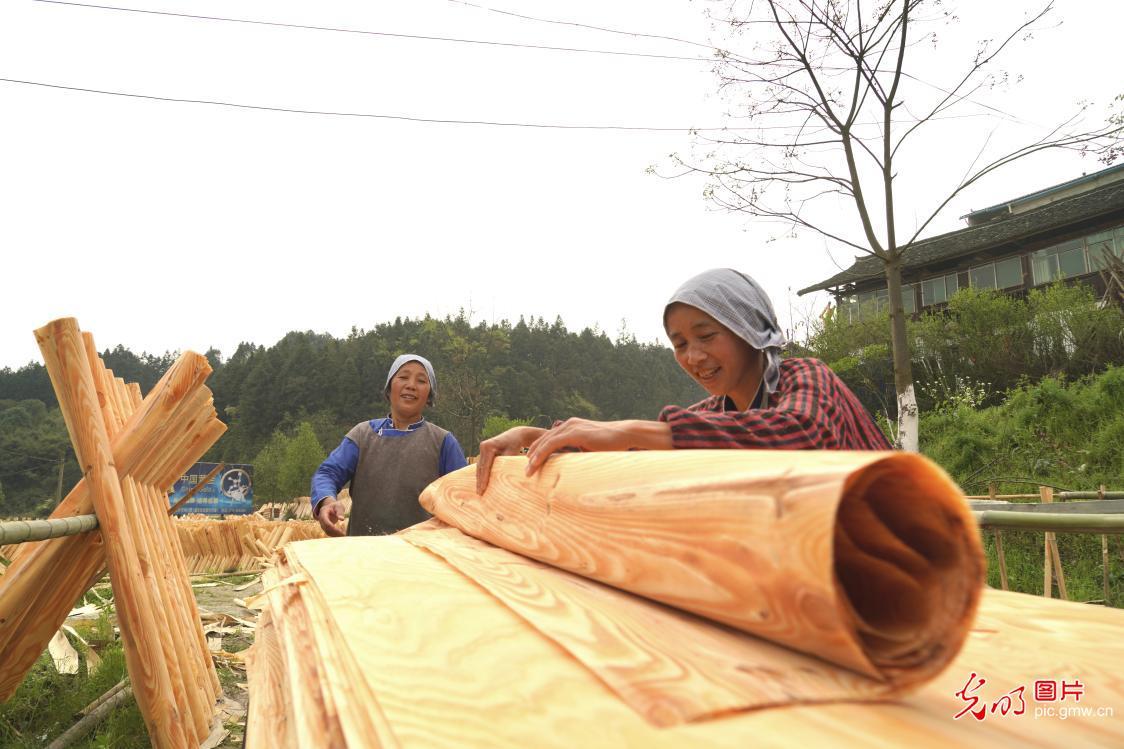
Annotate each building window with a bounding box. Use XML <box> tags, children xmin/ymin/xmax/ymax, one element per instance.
<box><xmin>970</xmin><ymin>263</ymin><xmax>996</xmax><ymax>289</ymax></box>
<box><xmin>921</xmin><ymin>273</ymin><xmax>958</xmax><ymax>306</ymax></box>
<box><xmin>1087</xmin><ymin>230</ymin><xmax>1120</xmax><ymax>271</ymax></box>
<box><xmin>995</xmin><ymin>256</ymin><xmax>1023</xmax><ymax>288</ymax></box>
<box><xmin>841</xmin><ymin>284</ymin><xmax>915</xmax><ymax>321</ymax></box>
<box><xmin>901</xmin><ymin>283</ymin><xmax>916</xmax><ymax>314</ymax></box>
<box><xmin>1031</xmin><ymin>239</ymin><xmax>1087</xmax><ymax>284</ymax></box>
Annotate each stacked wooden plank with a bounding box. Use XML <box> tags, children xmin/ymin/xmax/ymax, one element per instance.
<box><xmin>174</xmin><ymin>516</ymin><xmax>326</xmax><ymax>573</ymax></box>
<box><xmin>0</xmin><ymin>319</ymin><xmax>225</xmax><ymax>748</ymax></box>
<box><xmin>246</xmin><ymin>452</ymin><xmax>1124</xmax><ymax>746</ymax></box>
<box><xmin>257</xmin><ymin>491</ymin><xmax>351</xmax><ymax>521</ymax></box>
<box><xmin>245</xmin><ymin>545</ymin><xmax>398</xmax><ymax>748</ymax></box>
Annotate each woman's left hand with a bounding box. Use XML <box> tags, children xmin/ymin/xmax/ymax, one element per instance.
<box><xmin>524</xmin><ymin>419</ymin><xmax>672</xmax><ymax>476</ymax></box>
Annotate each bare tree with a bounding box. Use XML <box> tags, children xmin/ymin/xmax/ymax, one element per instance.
<box><xmin>671</xmin><ymin>0</ymin><xmax>1122</xmax><ymax>451</ymax></box>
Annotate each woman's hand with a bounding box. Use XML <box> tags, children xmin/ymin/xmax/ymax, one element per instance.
<box><xmin>476</xmin><ymin>425</ymin><xmax>548</xmax><ymax>494</ymax></box>
<box><xmin>316</xmin><ymin>498</ymin><xmax>346</xmax><ymax>537</ymax></box>
<box><xmin>524</xmin><ymin>419</ymin><xmax>673</xmax><ymax>477</ymax></box>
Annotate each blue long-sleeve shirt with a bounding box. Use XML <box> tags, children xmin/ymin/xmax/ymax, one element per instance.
<box><xmin>311</xmin><ymin>417</ymin><xmax>468</xmax><ymax>516</ymax></box>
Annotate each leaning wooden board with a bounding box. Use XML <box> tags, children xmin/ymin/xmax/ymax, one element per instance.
<box><xmin>248</xmin><ymin>536</ymin><xmax>1124</xmax><ymax>748</ymax></box>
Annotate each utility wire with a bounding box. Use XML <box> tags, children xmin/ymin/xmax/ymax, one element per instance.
<box><xmin>451</xmin><ymin>0</ymin><xmax>1046</xmax><ymax>130</ymax></box>
<box><xmin>33</xmin><ymin>0</ymin><xmax>1046</xmax><ymax>131</ymax></box>
<box><xmin>0</xmin><ymin>76</ymin><xmax>1005</xmax><ymax>132</ymax></box>
<box><xmin>32</xmin><ymin>0</ymin><xmax>718</xmax><ymax>63</ymax></box>
<box><xmin>446</xmin><ymin>0</ymin><xmax>733</xmax><ymax>58</ymax></box>
<box><xmin>0</xmin><ymin>77</ymin><xmax>729</xmax><ymax>131</ymax></box>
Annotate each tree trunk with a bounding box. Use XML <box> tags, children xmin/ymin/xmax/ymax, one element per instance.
<box><xmin>884</xmin><ymin>255</ymin><xmax>918</xmax><ymax>452</ymax></box>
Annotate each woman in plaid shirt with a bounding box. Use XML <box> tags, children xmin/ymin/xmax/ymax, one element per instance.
<box><xmin>476</xmin><ymin>268</ymin><xmax>890</xmax><ymax>493</ymax></box>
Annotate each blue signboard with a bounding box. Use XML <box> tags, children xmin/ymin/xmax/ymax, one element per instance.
<box><xmin>168</xmin><ymin>462</ymin><xmax>254</xmax><ymax>516</ymax></box>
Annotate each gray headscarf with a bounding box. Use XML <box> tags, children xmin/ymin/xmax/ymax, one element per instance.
<box><xmin>664</xmin><ymin>268</ymin><xmax>787</xmax><ymax>396</ymax></box>
<box><xmin>384</xmin><ymin>354</ymin><xmax>437</xmax><ymax>406</ymax></box>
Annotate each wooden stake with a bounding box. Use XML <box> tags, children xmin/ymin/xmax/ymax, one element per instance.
<box><xmin>168</xmin><ymin>463</ymin><xmax>225</xmax><ymax>516</ymax></box>
<box><xmin>110</xmin><ymin>368</ymin><xmax>220</xmax><ymax>713</ymax></box>
<box><xmin>35</xmin><ymin>318</ymin><xmax>187</xmax><ymax>747</ymax></box>
<box><xmin>1038</xmin><ymin>486</ymin><xmax>1068</xmax><ymax>599</ymax></box>
<box><xmin>1041</xmin><ymin>486</ymin><xmax>1053</xmax><ymax>598</ymax></box>
<box><xmin>0</xmin><ymin>341</ymin><xmax>225</xmax><ymax>705</ymax></box>
<box><xmin>1105</xmin><ymin>535</ymin><xmax>1111</xmax><ymax>604</ymax></box>
<box><xmin>1050</xmin><ymin>535</ymin><xmax>1068</xmax><ymax>601</ymax></box>
<box><xmin>993</xmin><ymin>529</ymin><xmax>1009</xmax><ymax>591</ymax></box>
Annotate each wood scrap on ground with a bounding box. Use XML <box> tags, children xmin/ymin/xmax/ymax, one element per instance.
<box><xmin>47</xmin><ymin>629</ymin><xmax>79</xmax><ymax>675</ymax></box>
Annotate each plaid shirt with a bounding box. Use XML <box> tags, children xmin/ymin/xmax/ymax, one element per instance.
<box><xmin>658</xmin><ymin>357</ymin><xmax>892</xmax><ymax>451</ymax></box>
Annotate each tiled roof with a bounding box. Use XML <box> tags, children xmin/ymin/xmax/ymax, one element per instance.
<box><xmin>797</xmin><ymin>179</ymin><xmax>1124</xmax><ymax>295</ymax></box>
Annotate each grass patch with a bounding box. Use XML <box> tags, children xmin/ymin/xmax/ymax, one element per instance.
<box><xmin>982</xmin><ymin>530</ymin><xmax>1124</xmax><ymax>605</ymax></box>
<box><xmin>0</xmin><ymin>644</ymin><xmax>148</xmax><ymax>748</ymax></box>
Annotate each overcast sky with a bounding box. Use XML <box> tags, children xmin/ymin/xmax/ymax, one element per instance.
<box><xmin>0</xmin><ymin>0</ymin><xmax>1119</xmax><ymax>370</ymax></box>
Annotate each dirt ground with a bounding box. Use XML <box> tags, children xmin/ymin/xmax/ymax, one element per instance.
<box><xmin>191</xmin><ymin>573</ymin><xmax>263</xmax><ymax>748</ymax></box>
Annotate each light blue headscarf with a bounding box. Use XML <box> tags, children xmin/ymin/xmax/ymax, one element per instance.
<box><xmin>664</xmin><ymin>269</ymin><xmax>788</xmax><ymax>396</ymax></box>
<box><xmin>384</xmin><ymin>354</ymin><xmax>437</xmax><ymax>406</ymax></box>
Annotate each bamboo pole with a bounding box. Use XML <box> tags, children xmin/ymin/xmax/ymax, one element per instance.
<box><xmin>34</xmin><ymin>318</ymin><xmax>187</xmax><ymax>747</ymax></box>
<box><xmin>78</xmin><ymin>679</ymin><xmax>127</xmax><ymax>716</ymax></box>
<box><xmin>972</xmin><ymin>512</ymin><xmax>1124</xmax><ymax>532</ymax></box>
<box><xmin>46</xmin><ymin>685</ymin><xmax>134</xmax><ymax>749</ymax></box>
<box><xmin>965</xmin><ymin>491</ymin><xmax>1124</xmax><ymax>500</ymax></box>
<box><xmin>0</xmin><ymin>516</ymin><xmax>98</xmax><ymax>545</ymax></box>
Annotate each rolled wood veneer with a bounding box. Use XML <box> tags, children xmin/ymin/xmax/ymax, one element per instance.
<box><xmin>420</xmin><ymin>450</ymin><xmax>984</xmax><ymax>689</ymax></box>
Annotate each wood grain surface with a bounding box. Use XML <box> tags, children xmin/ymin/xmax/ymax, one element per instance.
<box><xmin>402</xmin><ymin>523</ymin><xmax>892</xmax><ymax>727</ymax></box>
<box><xmin>249</xmin><ymin>535</ymin><xmax>1124</xmax><ymax>748</ymax></box>
<box><xmin>0</xmin><ymin>319</ymin><xmax>225</xmax><ymax>747</ymax></box>
<box><xmin>0</xmin><ymin>344</ymin><xmax>225</xmax><ymax>701</ymax></box>
<box><xmin>420</xmin><ymin>451</ymin><xmax>983</xmax><ymax>687</ymax></box>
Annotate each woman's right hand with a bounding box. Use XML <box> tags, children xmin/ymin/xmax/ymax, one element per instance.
<box><xmin>476</xmin><ymin>426</ymin><xmax>547</xmax><ymax>494</ymax></box>
<box><xmin>316</xmin><ymin>498</ymin><xmax>346</xmax><ymax>537</ymax></box>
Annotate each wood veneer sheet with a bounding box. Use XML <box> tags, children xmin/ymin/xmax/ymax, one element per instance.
<box><xmin>402</xmin><ymin>523</ymin><xmax>892</xmax><ymax>726</ymax></box>
<box><xmin>249</xmin><ymin>538</ymin><xmax>1124</xmax><ymax>748</ymax></box>
<box><xmin>421</xmin><ymin>451</ymin><xmax>985</xmax><ymax>694</ymax></box>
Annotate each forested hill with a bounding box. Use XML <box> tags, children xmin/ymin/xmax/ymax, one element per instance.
<box><xmin>0</xmin><ymin>314</ymin><xmax>703</xmax><ymax>516</ymax></box>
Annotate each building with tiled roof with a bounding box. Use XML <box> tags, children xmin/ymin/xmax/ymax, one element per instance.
<box><xmin>798</xmin><ymin>163</ymin><xmax>1124</xmax><ymax>319</ymax></box>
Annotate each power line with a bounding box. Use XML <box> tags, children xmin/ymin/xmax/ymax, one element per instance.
<box><xmin>451</xmin><ymin>1</ymin><xmax>1050</xmax><ymax>131</ymax></box>
<box><xmin>32</xmin><ymin>0</ymin><xmax>717</xmax><ymax>64</ymax></box>
<box><xmin>447</xmin><ymin>0</ymin><xmax>734</xmax><ymax>58</ymax></box>
<box><xmin>0</xmin><ymin>77</ymin><xmax>730</xmax><ymax>131</ymax></box>
<box><xmin>0</xmin><ymin>76</ymin><xmax>1007</xmax><ymax>134</ymax></box>
<box><xmin>29</xmin><ymin>1</ymin><xmax>1048</xmax><ymax>133</ymax></box>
